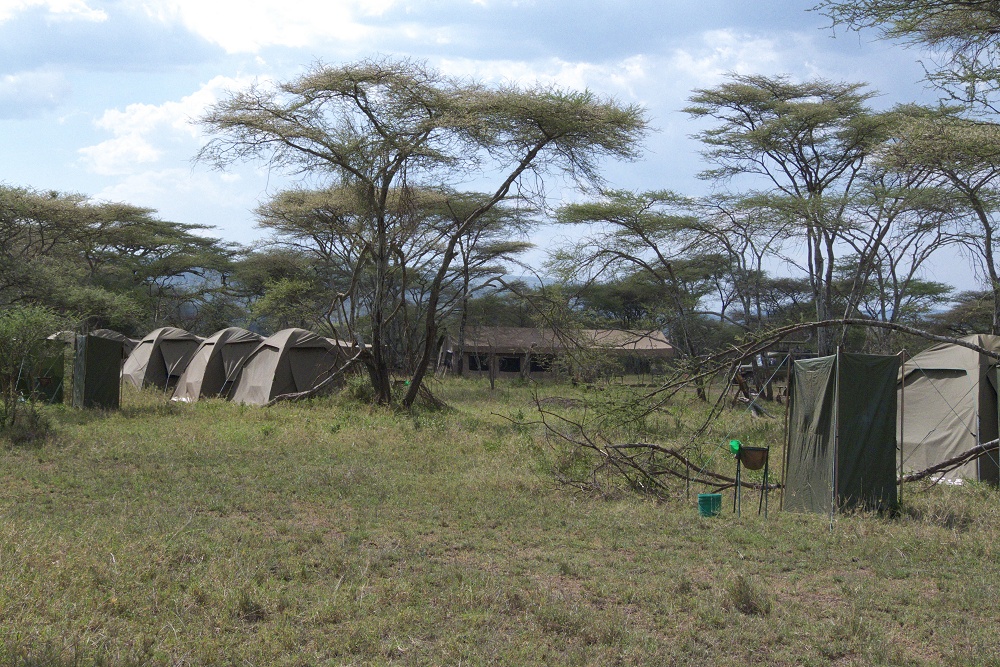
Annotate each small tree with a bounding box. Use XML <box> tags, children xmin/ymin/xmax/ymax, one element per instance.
<box><xmin>685</xmin><ymin>75</ymin><xmax>892</xmax><ymax>355</ymax></box>
<box><xmin>0</xmin><ymin>305</ymin><xmax>66</xmax><ymax>432</ymax></box>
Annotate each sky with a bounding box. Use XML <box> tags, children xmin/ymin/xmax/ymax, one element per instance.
<box><xmin>0</xmin><ymin>0</ymin><xmax>977</xmax><ymax>289</ymax></box>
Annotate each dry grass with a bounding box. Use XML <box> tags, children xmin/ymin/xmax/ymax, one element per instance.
<box><xmin>0</xmin><ymin>378</ymin><xmax>996</xmax><ymax>665</ymax></box>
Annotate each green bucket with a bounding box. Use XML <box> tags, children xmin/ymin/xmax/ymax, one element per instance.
<box><xmin>698</xmin><ymin>493</ymin><xmax>722</xmax><ymax>517</ymax></box>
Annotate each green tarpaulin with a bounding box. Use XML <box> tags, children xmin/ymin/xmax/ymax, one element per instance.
<box><xmin>784</xmin><ymin>352</ymin><xmax>899</xmax><ymax>514</ymax></box>
<box><xmin>73</xmin><ymin>334</ymin><xmax>123</xmax><ymax>410</ymax></box>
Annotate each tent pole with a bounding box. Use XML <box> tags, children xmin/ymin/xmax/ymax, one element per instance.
<box><xmin>831</xmin><ymin>347</ymin><xmax>841</xmax><ymax>532</ymax></box>
<box><xmin>780</xmin><ymin>352</ymin><xmax>793</xmax><ymax>511</ymax></box>
<box><xmin>736</xmin><ymin>457</ymin><xmax>742</xmax><ymax>518</ymax></box>
<box><xmin>759</xmin><ymin>449</ymin><xmax>769</xmax><ymax>517</ymax></box>
<box><xmin>899</xmin><ymin>350</ymin><xmax>906</xmax><ymax>510</ymax></box>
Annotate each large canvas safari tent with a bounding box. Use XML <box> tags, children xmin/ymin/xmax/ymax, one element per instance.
<box><xmin>121</xmin><ymin>327</ymin><xmax>203</xmax><ymax>390</ymax></box>
<box><xmin>784</xmin><ymin>352</ymin><xmax>900</xmax><ymax>514</ymax></box>
<box><xmin>172</xmin><ymin>327</ymin><xmax>263</xmax><ymax>402</ymax></box>
<box><xmin>899</xmin><ymin>334</ymin><xmax>1000</xmax><ymax>484</ymax></box>
<box><xmin>227</xmin><ymin>328</ymin><xmax>349</xmax><ymax>405</ymax></box>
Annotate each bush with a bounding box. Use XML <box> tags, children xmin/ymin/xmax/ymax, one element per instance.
<box><xmin>3</xmin><ymin>407</ymin><xmax>53</xmax><ymax>446</ymax></box>
<box><xmin>0</xmin><ymin>305</ymin><xmax>68</xmax><ymax>428</ymax></box>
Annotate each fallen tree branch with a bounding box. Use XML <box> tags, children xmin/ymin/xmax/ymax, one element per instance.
<box><xmin>608</xmin><ymin>442</ymin><xmax>781</xmax><ymax>491</ymax></box>
<box><xmin>529</xmin><ymin>387</ymin><xmax>777</xmax><ymax>499</ymax></box>
<box><xmin>901</xmin><ymin>438</ymin><xmax>1000</xmax><ymax>483</ymax></box>
<box><xmin>416</xmin><ymin>382</ymin><xmax>448</xmax><ymax>410</ymax></box>
<box><xmin>266</xmin><ymin>349</ymin><xmax>368</xmax><ymax>406</ymax></box>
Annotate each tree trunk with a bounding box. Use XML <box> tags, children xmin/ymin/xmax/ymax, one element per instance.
<box><xmin>371</xmin><ymin>211</ymin><xmax>393</xmax><ymax>405</ymax></box>
<box><xmin>456</xmin><ymin>263</ymin><xmax>470</xmax><ymax>377</ymax></box>
<box><xmin>403</xmin><ymin>238</ymin><xmax>460</xmax><ymax>408</ymax></box>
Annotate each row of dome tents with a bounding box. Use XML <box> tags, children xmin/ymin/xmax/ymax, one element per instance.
<box><xmin>46</xmin><ymin>326</ymin><xmax>353</xmax><ymax>406</ymax></box>
<box><xmin>124</xmin><ymin>326</ymin><xmax>352</xmax><ymax>405</ymax></box>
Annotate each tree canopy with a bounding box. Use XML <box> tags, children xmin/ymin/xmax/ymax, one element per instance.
<box><xmin>0</xmin><ymin>185</ymin><xmax>233</xmax><ymax>334</ymax></box>
<box><xmin>817</xmin><ymin>0</ymin><xmax>1000</xmax><ymax>111</ymax></box>
<box><xmin>199</xmin><ymin>57</ymin><xmax>648</xmax><ymax>404</ymax></box>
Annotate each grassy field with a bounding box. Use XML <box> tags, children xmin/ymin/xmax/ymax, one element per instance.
<box><xmin>1</xmin><ymin>378</ymin><xmax>998</xmax><ymax>666</ymax></box>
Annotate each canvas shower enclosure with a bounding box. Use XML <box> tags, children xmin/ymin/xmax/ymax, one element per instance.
<box><xmin>73</xmin><ymin>334</ymin><xmax>123</xmax><ymax>410</ymax></box>
<box><xmin>784</xmin><ymin>352</ymin><xmax>900</xmax><ymax>514</ymax></box>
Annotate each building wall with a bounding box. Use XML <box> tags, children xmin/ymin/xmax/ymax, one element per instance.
<box><xmin>462</xmin><ymin>352</ymin><xmax>556</xmax><ymax>378</ymax></box>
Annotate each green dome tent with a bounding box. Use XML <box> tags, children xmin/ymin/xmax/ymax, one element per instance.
<box><xmin>122</xmin><ymin>327</ymin><xmax>203</xmax><ymax>390</ymax></box>
<box><xmin>172</xmin><ymin>327</ymin><xmax>263</xmax><ymax>403</ymax></box>
<box><xmin>227</xmin><ymin>328</ymin><xmax>349</xmax><ymax>406</ymax></box>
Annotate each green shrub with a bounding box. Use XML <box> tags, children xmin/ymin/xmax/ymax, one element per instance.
<box><xmin>0</xmin><ymin>305</ymin><xmax>67</xmax><ymax>429</ymax></box>
<box><xmin>4</xmin><ymin>406</ymin><xmax>53</xmax><ymax>446</ymax></box>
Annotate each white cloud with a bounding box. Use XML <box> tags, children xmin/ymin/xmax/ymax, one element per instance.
<box><xmin>0</xmin><ymin>0</ymin><xmax>106</xmax><ymax>22</ymax></box>
<box><xmin>92</xmin><ymin>167</ymin><xmax>273</xmax><ymax>241</ymax></box>
<box><xmin>79</xmin><ymin>74</ymin><xmax>256</xmax><ymax>176</ymax></box>
<box><xmin>131</xmin><ymin>0</ymin><xmax>399</xmax><ymax>52</ymax></box>
<box><xmin>434</xmin><ymin>30</ymin><xmax>820</xmax><ymax>109</ymax></box>
<box><xmin>667</xmin><ymin>29</ymin><xmax>786</xmax><ymax>88</ymax></box>
<box><xmin>437</xmin><ymin>55</ymin><xmax>650</xmax><ymax>98</ymax></box>
<box><xmin>0</xmin><ymin>69</ymin><xmax>70</xmax><ymax>118</ymax></box>
<box><xmin>94</xmin><ymin>167</ymin><xmax>229</xmax><ymax>203</ymax></box>
<box><xmin>78</xmin><ymin>135</ymin><xmax>161</xmax><ymax>176</ymax></box>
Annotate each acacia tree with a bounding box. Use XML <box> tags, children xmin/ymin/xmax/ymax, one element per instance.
<box><xmin>0</xmin><ymin>185</ymin><xmax>231</xmax><ymax>333</ymax></box>
<box><xmin>818</xmin><ymin>0</ymin><xmax>1000</xmax><ymax>112</ymax></box>
<box><xmin>684</xmin><ymin>75</ymin><xmax>896</xmax><ymax>354</ymax></box>
<box><xmin>254</xmin><ymin>186</ymin><xmax>531</xmax><ymax>375</ymax></box>
<box><xmin>198</xmin><ymin>58</ymin><xmax>647</xmax><ymax>405</ymax></box>
<box><xmin>830</xmin><ymin>159</ymin><xmax>959</xmax><ymax>351</ymax></box>
<box><xmin>254</xmin><ymin>186</ymin><xmax>439</xmax><ymax>345</ymax></box>
<box><xmin>876</xmin><ymin>107</ymin><xmax>1000</xmax><ymax>332</ymax></box>
<box><xmin>688</xmin><ymin>195</ymin><xmax>790</xmax><ymax>330</ymax></box>
<box><xmin>553</xmin><ymin>190</ymin><xmax>711</xmax><ymax>358</ymax></box>
<box><xmin>446</xmin><ymin>193</ymin><xmax>534</xmax><ymax>376</ymax></box>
